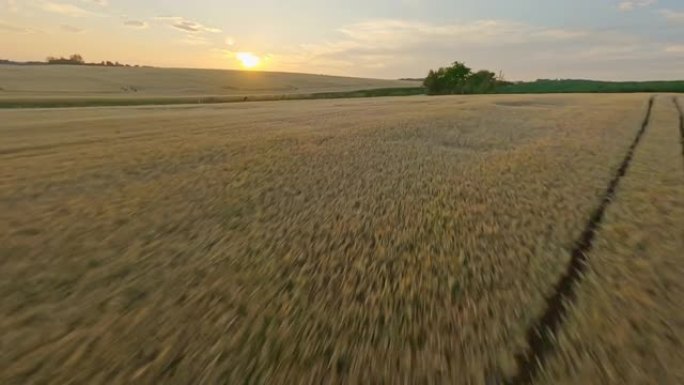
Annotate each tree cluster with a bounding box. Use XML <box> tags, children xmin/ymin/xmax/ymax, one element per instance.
<box><xmin>45</xmin><ymin>54</ymin><xmax>141</xmax><ymax>67</ymax></box>
<box><xmin>424</xmin><ymin>61</ymin><xmax>508</xmax><ymax>95</ymax></box>
<box><xmin>46</xmin><ymin>54</ymin><xmax>84</xmax><ymax>65</ymax></box>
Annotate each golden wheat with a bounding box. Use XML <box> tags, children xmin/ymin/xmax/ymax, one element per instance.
<box><xmin>0</xmin><ymin>94</ymin><xmax>668</xmax><ymax>385</ymax></box>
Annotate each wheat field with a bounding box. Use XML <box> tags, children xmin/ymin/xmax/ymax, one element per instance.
<box><xmin>1</xmin><ymin>93</ymin><xmax>682</xmax><ymax>385</ymax></box>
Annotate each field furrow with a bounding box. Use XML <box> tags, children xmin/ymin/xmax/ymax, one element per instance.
<box><xmin>676</xmin><ymin>97</ymin><xmax>684</xmax><ymax>160</ymax></box>
<box><xmin>535</xmin><ymin>96</ymin><xmax>684</xmax><ymax>385</ymax></box>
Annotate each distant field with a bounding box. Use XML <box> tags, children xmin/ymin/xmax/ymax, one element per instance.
<box><xmin>1</xmin><ymin>94</ymin><xmax>682</xmax><ymax>385</ymax></box>
<box><xmin>3</xmin><ymin>66</ymin><xmax>682</xmax><ymax>109</ymax></box>
<box><xmin>0</xmin><ymin>65</ymin><xmax>421</xmax><ymax>107</ymax></box>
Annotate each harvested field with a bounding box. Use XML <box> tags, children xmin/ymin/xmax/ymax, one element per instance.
<box><xmin>1</xmin><ymin>94</ymin><xmax>682</xmax><ymax>384</ymax></box>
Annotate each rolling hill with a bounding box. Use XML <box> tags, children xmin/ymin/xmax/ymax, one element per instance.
<box><xmin>0</xmin><ymin>65</ymin><xmax>421</xmax><ymax>107</ymax></box>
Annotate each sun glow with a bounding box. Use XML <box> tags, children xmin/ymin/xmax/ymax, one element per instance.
<box><xmin>237</xmin><ymin>52</ymin><xmax>261</xmax><ymax>69</ymax></box>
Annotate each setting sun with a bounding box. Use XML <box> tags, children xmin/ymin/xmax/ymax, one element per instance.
<box><xmin>236</xmin><ymin>52</ymin><xmax>261</xmax><ymax>69</ymax></box>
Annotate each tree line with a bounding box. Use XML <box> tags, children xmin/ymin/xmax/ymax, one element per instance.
<box><xmin>45</xmin><ymin>54</ymin><xmax>142</xmax><ymax>67</ymax></box>
<box><xmin>423</xmin><ymin>61</ymin><xmax>510</xmax><ymax>95</ymax></box>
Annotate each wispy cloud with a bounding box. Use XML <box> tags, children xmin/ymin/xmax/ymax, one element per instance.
<box><xmin>260</xmin><ymin>17</ymin><xmax>673</xmax><ymax>80</ymax></box>
<box><xmin>0</xmin><ymin>20</ymin><xmax>38</xmax><ymax>33</ymax></box>
<box><xmin>664</xmin><ymin>45</ymin><xmax>684</xmax><ymax>54</ymax></box>
<box><xmin>123</xmin><ymin>20</ymin><xmax>149</xmax><ymax>29</ymax></box>
<box><xmin>335</xmin><ymin>19</ymin><xmax>588</xmax><ymax>48</ymax></box>
<box><xmin>38</xmin><ymin>1</ymin><xmax>94</xmax><ymax>17</ymax></box>
<box><xmin>618</xmin><ymin>0</ymin><xmax>657</xmax><ymax>12</ymax></box>
<box><xmin>156</xmin><ymin>16</ymin><xmax>221</xmax><ymax>34</ymax></box>
<box><xmin>571</xmin><ymin>44</ymin><xmax>643</xmax><ymax>60</ymax></box>
<box><xmin>659</xmin><ymin>9</ymin><xmax>684</xmax><ymax>23</ymax></box>
<box><xmin>79</xmin><ymin>0</ymin><xmax>107</xmax><ymax>6</ymax></box>
<box><xmin>178</xmin><ymin>35</ymin><xmax>212</xmax><ymax>46</ymax></box>
<box><xmin>4</xmin><ymin>0</ymin><xmax>19</xmax><ymax>12</ymax></box>
<box><xmin>60</xmin><ymin>24</ymin><xmax>84</xmax><ymax>33</ymax></box>
<box><xmin>272</xmin><ymin>19</ymin><xmax>591</xmax><ymax>72</ymax></box>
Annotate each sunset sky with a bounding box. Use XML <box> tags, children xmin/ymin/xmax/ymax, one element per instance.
<box><xmin>1</xmin><ymin>0</ymin><xmax>682</xmax><ymax>80</ymax></box>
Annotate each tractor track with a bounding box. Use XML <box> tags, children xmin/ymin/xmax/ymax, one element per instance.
<box><xmin>675</xmin><ymin>97</ymin><xmax>684</xmax><ymax>160</ymax></box>
<box><xmin>503</xmin><ymin>96</ymin><xmax>655</xmax><ymax>385</ymax></box>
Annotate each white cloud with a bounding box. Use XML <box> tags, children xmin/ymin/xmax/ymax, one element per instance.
<box><xmin>4</xmin><ymin>0</ymin><xmax>19</xmax><ymax>12</ymax></box>
<box><xmin>80</xmin><ymin>0</ymin><xmax>107</xmax><ymax>6</ymax></box>
<box><xmin>659</xmin><ymin>9</ymin><xmax>684</xmax><ymax>23</ymax></box>
<box><xmin>618</xmin><ymin>0</ymin><xmax>657</xmax><ymax>12</ymax></box>
<box><xmin>0</xmin><ymin>20</ymin><xmax>37</xmax><ymax>33</ymax></box>
<box><xmin>179</xmin><ymin>35</ymin><xmax>212</xmax><ymax>46</ymax></box>
<box><xmin>259</xmin><ymin>17</ymin><xmax>679</xmax><ymax>80</ymax></box>
<box><xmin>156</xmin><ymin>16</ymin><xmax>221</xmax><ymax>34</ymax></box>
<box><xmin>123</xmin><ymin>20</ymin><xmax>149</xmax><ymax>29</ymax></box>
<box><xmin>664</xmin><ymin>45</ymin><xmax>684</xmax><ymax>54</ymax></box>
<box><xmin>571</xmin><ymin>44</ymin><xmax>643</xmax><ymax>60</ymax></box>
<box><xmin>38</xmin><ymin>1</ymin><xmax>94</xmax><ymax>17</ymax></box>
<box><xmin>270</xmin><ymin>19</ymin><xmax>591</xmax><ymax>75</ymax></box>
<box><xmin>60</xmin><ymin>24</ymin><xmax>84</xmax><ymax>33</ymax></box>
<box><xmin>335</xmin><ymin>19</ymin><xmax>587</xmax><ymax>47</ymax></box>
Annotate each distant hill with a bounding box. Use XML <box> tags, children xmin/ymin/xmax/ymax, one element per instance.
<box><xmin>0</xmin><ymin>65</ymin><xmax>420</xmax><ymax>100</ymax></box>
<box><xmin>498</xmin><ymin>79</ymin><xmax>684</xmax><ymax>94</ymax></box>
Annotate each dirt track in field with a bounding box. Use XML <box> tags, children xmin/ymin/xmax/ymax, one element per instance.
<box><xmin>1</xmin><ymin>94</ymin><xmax>682</xmax><ymax>385</ymax></box>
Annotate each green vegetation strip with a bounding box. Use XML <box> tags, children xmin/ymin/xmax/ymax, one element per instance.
<box><xmin>0</xmin><ymin>87</ymin><xmax>425</xmax><ymax>109</ymax></box>
<box><xmin>498</xmin><ymin>80</ymin><xmax>684</xmax><ymax>94</ymax></box>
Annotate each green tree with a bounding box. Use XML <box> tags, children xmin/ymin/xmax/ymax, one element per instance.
<box><xmin>424</xmin><ymin>61</ymin><xmax>472</xmax><ymax>95</ymax></box>
<box><xmin>69</xmin><ymin>54</ymin><xmax>84</xmax><ymax>64</ymax></box>
<box><xmin>424</xmin><ymin>62</ymin><xmax>505</xmax><ymax>95</ymax></box>
<box><xmin>464</xmin><ymin>70</ymin><xmax>497</xmax><ymax>94</ymax></box>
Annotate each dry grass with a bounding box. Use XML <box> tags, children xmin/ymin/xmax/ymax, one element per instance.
<box><xmin>536</xmin><ymin>96</ymin><xmax>684</xmax><ymax>385</ymax></box>
<box><xmin>0</xmin><ymin>94</ymin><xmax>672</xmax><ymax>384</ymax></box>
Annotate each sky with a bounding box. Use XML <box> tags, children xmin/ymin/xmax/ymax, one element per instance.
<box><xmin>1</xmin><ymin>0</ymin><xmax>683</xmax><ymax>80</ymax></box>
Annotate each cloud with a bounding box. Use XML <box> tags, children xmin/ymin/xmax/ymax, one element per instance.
<box><xmin>618</xmin><ymin>0</ymin><xmax>657</xmax><ymax>12</ymax></box>
<box><xmin>79</xmin><ymin>0</ymin><xmax>107</xmax><ymax>6</ymax></box>
<box><xmin>0</xmin><ymin>20</ymin><xmax>37</xmax><ymax>33</ymax></box>
<box><xmin>38</xmin><ymin>1</ymin><xmax>94</xmax><ymax>17</ymax></box>
<box><xmin>262</xmin><ymin>18</ymin><xmax>675</xmax><ymax>80</ymax></box>
<box><xmin>659</xmin><ymin>9</ymin><xmax>684</xmax><ymax>23</ymax></box>
<box><xmin>178</xmin><ymin>34</ymin><xmax>212</xmax><ymax>46</ymax></box>
<box><xmin>570</xmin><ymin>44</ymin><xmax>643</xmax><ymax>60</ymax></box>
<box><xmin>664</xmin><ymin>45</ymin><xmax>684</xmax><ymax>54</ymax></box>
<box><xmin>156</xmin><ymin>16</ymin><xmax>221</xmax><ymax>34</ymax></box>
<box><xmin>60</xmin><ymin>24</ymin><xmax>84</xmax><ymax>33</ymax></box>
<box><xmin>123</xmin><ymin>20</ymin><xmax>149</xmax><ymax>29</ymax></box>
<box><xmin>335</xmin><ymin>19</ymin><xmax>587</xmax><ymax>47</ymax></box>
<box><xmin>278</xmin><ymin>19</ymin><xmax>590</xmax><ymax>70</ymax></box>
<box><xmin>4</xmin><ymin>0</ymin><xmax>19</xmax><ymax>12</ymax></box>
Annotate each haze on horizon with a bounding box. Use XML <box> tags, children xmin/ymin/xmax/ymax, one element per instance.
<box><xmin>1</xmin><ymin>0</ymin><xmax>683</xmax><ymax>81</ymax></box>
